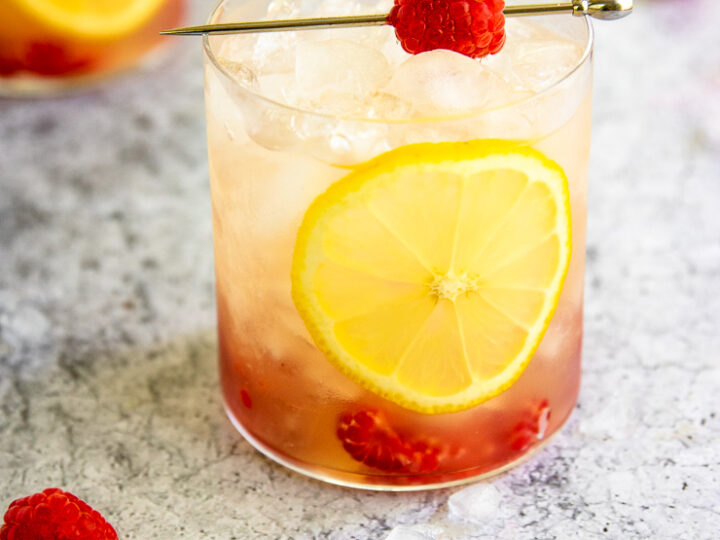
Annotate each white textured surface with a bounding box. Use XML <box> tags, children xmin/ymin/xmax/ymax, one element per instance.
<box><xmin>1</xmin><ymin>0</ymin><xmax>720</xmax><ymax>538</ymax></box>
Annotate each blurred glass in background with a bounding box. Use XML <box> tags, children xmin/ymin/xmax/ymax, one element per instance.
<box><xmin>0</xmin><ymin>0</ymin><xmax>185</xmax><ymax>96</ymax></box>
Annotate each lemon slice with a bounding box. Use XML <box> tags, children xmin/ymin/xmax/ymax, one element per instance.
<box><xmin>291</xmin><ymin>140</ymin><xmax>572</xmax><ymax>414</ymax></box>
<box><xmin>10</xmin><ymin>0</ymin><xmax>166</xmax><ymax>40</ymax></box>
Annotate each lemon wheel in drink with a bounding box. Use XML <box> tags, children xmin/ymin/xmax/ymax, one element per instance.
<box><xmin>291</xmin><ymin>140</ymin><xmax>572</xmax><ymax>414</ymax></box>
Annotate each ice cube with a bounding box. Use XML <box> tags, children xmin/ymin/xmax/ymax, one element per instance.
<box><xmin>483</xmin><ymin>20</ymin><xmax>560</xmax><ymax>80</ymax></box>
<box><xmin>308</xmin><ymin>0</ymin><xmax>370</xmax><ymax>16</ymax></box>
<box><xmin>384</xmin><ymin>50</ymin><xmax>506</xmax><ymax>116</ymax></box>
<box><xmin>306</xmin><ymin>0</ymin><xmax>393</xmax><ymax>16</ymax></box>
<box><xmin>447</xmin><ymin>483</ymin><xmax>502</xmax><ymax>524</ymax></box>
<box><xmin>504</xmin><ymin>18</ymin><xmax>551</xmax><ymax>42</ymax></box>
<box><xmin>266</xmin><ymin>0</ymin><xmax>301</xmax><ymax>18</ymax></box>
<box><xmin>511</xmin><ymin>39</ymin><xmax>584</xmax><ymax>92</ymax></box>
<box><xmin>256</xmin><ymin>72</ymin><xmax>299</xmax><ymax>104</ymax></box>
<box><xmin>215</xmin><ymin>34</ymin><xmax>257</xmax><ymax>70</ymax></box>
<box><xmin>363</xmin><ymin>92</ymin><xmax>414</xmax><ymax>120</ymax></box>
<box><xmin>295</xmin><ymin>39</ymin><xmax>391</xmax><ymax>101</ymax></box>
<box><xmin>380</xmin><ymin>31</ymin><xmax>412</xmax><ymax>67</ymax></box>
<box><xmin>253</xmin><ymin>32</ymin><xmax>298</xmax><ymax>73</ymax></box>
<box><xmin>243</xmin><ymin>103</ymin><xmax>301</xmax><ymax>151</ymax></box>
<box><xmin>303</xmin><ymin>25</ymin><xmax>391</xmax><ymax>54</ymax></box>
<box><xmin>218</xmin><ymin>58</ymin><xmax>258</xmax><ymax>89</ymax></box>
<box><xmin>297</xmin><ymin>117</ymin><xmax>392</xmax><ymax>166</ymax></box>
<box><xmin>385</xmin><ymin>525</ymin><xmax>444</xmax><ymax>540</ymax></box>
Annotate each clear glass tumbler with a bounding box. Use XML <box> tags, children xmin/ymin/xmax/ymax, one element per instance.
<box><xmin>203</xmin><ymin>0</ymin><xmax>593</xmax><ymax>489</ymax></box>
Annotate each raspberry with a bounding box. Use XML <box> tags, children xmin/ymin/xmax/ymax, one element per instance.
<box><xmin>0</xmin><ymin>488</ymin><xmax>118</xmax><ymax>540</ymax></box>
<box><xmin>0</xmin><ymin>52</ymin><xmax>22</xmax><ymax>76</ymax></box>
<box><xmin>240</xmin><ymin>388</ymin><xmax>252</xmax><ymax>408</ymax></box>
<box><xmin>388</xmin><ymin>0</ymin><xmax>506</xmax><ymax>58</ymax></box>
<box><xmin>337</xmin><ymin>410</ymin><xmax>440</xmax><ymax>473</ymax></box>
<box><xmin>24</xmin><ymin>43</ymin><xmax>92</xmax><ymax>76</ymax></box>
<box><xmin>510</xmin><ymin>399</ymin><xmax>551</xmax><ymax>451</ymax></box>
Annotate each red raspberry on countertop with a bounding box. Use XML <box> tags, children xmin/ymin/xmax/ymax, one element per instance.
<box><xmin>388</xmin><ymin>0</ymin><xmax>506</xmax><ymax>58</ymax></box>
<box><xmin>337</xmin><ymin>410</ymin><xmax>440</xmax><ymax>473</ymax></box>
<box><xmin>0</xmin><ymin>488</ymin><xmax>118</xmax><ymax>540</ymax></box>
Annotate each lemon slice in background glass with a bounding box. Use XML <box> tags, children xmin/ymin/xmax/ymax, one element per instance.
<box><xmin>9</xmin><ymin>0</ymin><xmax>166</xmax><ymax>40</ymax></box>
<box><xmin>291</xmin><ymin>140</ymin><xmax>572</xmax><ymax>414</ymax></box>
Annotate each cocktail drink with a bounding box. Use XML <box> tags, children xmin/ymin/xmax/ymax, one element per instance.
<box><xmin>0</xmin><ymin>0</ymin><xmax>185</xmax><ymax>95</ymax></box>
<box><xmin>203</xmin><ymin>0</ymin><xmax>592</xmax><ymax>489</ymax></box>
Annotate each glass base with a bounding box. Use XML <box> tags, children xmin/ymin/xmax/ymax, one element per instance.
<box><xmin>223</xmin><ymin>399</ymin><xmax>573</xmax><ymax>491</ymax></box>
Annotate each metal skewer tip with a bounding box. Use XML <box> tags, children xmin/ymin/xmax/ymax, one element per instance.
<box><xmin>161</xmin><ymin>0</ymin><xmax>632</xmax><ymax>36</ymax></box>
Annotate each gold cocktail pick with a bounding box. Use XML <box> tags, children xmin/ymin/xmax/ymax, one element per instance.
<box><xmin>161</xmin><ymin>0</ymin><xmax>632</xmax><ymax>36</ymax></box>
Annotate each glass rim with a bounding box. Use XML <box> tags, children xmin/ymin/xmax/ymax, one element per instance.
<box><xmin>202</xmin><ymin>0</ymin><xmax>594</xmax><ymax>125</ymax></box>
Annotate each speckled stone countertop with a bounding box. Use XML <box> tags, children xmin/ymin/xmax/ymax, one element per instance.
<box><xmin>1</xmin><ymin>0</ymin><xmax>719</xmax><ymax>538</ymax></box>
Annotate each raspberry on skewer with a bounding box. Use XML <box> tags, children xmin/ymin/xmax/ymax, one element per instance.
<box><xmin>388</xmin><ymin>0</ymin><xmax>506</xmax><ymax>58</ymax></box>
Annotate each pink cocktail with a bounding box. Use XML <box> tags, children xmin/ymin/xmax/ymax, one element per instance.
<box><xmin>203</xmin><ymin>0</ymin><xmax>592</xmax><ymax>489</ymax></box>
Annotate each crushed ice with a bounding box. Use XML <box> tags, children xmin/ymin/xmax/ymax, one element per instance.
<box><xmin>216</xmin><ymin>0</ymin><xmax>584</xmax><ymax>119</ymax></box>
<box><xmin>447</xmin><ymin>483</ymin><xmax>503</xmax><ymax>525</ymax></box>
<box><xmin>212</xmin><ymin>0</ymin><xmax>586</xmax><ymax>161</ymax></box>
